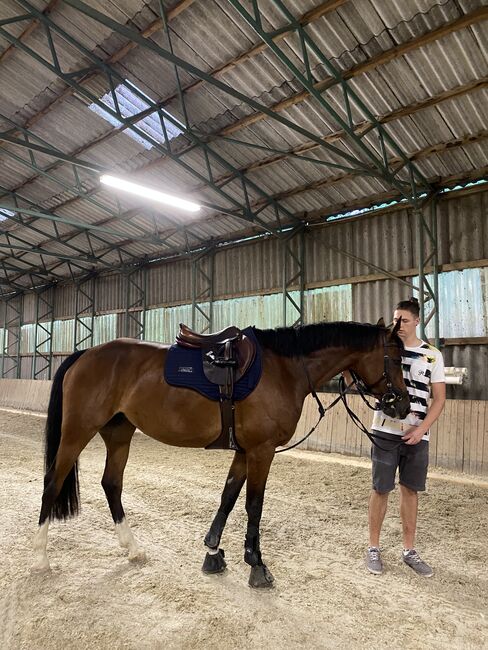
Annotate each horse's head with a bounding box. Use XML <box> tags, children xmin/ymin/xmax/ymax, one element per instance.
<box><xmin>350</xmin><ymin>317</ymin><xmax>410</xmax><ymax>420</ymax></box>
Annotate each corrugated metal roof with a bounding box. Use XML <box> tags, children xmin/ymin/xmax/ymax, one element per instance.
<box><xmin>0</xmin><ymin>0</ymin><xmax>487</xmax><ymax>291</ymax></box>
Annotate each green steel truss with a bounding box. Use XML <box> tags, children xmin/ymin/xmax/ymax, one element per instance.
<box><xmin>1</xmin><ymin>293</ymin><xmax>22</xmax><ymax>378</ymax></box>
<box><xmin>32</xmin><ymin>286</ymin><xmax>55</xmax><ymax>379</ymax></box>
<box><xmin>192</xmin><ymin>249</ymin><xmax>214</xmax><ymax>333</ymax></box>
<box><xmin>0</xmin><ymin>0</ymin><xmax>439</xmax><ymax>337</ymax></box>
<box><xmin>73</xmin><ymin>273</ymin><xmax>96</xmax><ymax>350</ymax></box>
<box><xmin>124</xmin><ymin>266</ymin><xmax>147</xmax><ymax>339</ymax></box>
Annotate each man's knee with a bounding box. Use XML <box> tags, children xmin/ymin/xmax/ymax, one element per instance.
<box><xmin>399</xmin><ymin>483</ymin><xmax>419</xmax><ymax>496</ymax></box>
<box><xmin>372</xmin><ymin>487</ymin><xmax>390</xmax><ymax>497</ymax></box>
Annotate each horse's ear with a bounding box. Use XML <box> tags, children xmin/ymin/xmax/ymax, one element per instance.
<box><xmin>376</xmin><ymin>317</ymin><xmax>385</xmax><ymax>327</ymax></box>
<box><xmin>392</xmin><ymin>316</ymin><xmax>402</xmax><ymax>334</ymax></box>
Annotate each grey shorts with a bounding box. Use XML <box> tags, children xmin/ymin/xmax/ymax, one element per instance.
<box><xmin>371</xmin><ymin>430</ymin><xmax>429</xmax><ymax>493</ymax></box>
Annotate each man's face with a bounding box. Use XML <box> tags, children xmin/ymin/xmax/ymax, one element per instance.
<box><xmin>393</xmin><ymin>309</ymin><xmax>419</xmax><ymax>341</ymax></box>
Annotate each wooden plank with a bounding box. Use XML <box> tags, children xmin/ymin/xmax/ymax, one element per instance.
<box><xmin>475</xmin><ymin>401</ymin><xmax>484</xmax><ymax>475</ymax></box>
<box><xmin>481</xmin><ymin>402</ymin><xmax>488</xmax><ymax>476</ymax></box>
<box><xmin>466</xmin><ymin>400</ymin><xmax>477</xmax><ymax>474</ymax></box>
<box><xmin>291</xmin><ymin>397</ymin><xmax>488</xmax><ymax>476</ymax></box>
<box><xmin>429</xmin><ymin>418</ymin><xmax>439</xmax><ymax>468</ymax></box>
<box><xmin>452</xmin><ymin>400</ymin><xmax>464</xmax><ymax>471</ymax></box>
<box><xmin>436</xmin><ymin>400</ymin><xmax>451</xmax><ymax>467</ymax></box>
<box><xmin>457</xmin><ymin>400</ymin><xmax>466</xmax><ymax>473</ymax></box>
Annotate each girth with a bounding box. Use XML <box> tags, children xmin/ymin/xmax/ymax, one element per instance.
<box><xmin>176</xmin><ymin>323</ymin><xmax>256</xmax><ymax>451</ymax></box>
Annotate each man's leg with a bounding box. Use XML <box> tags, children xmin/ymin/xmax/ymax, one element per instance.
<box><xmin>398</xmin><ymin>442</ymin><xmax>433</xmax><ymax>576</ymax></box>
<box><xmin>399</xmin><ymin>484</ymin><xmax>418</xmax><ymax>549</ymax></box>
<box><xmin>368</xmin><ymin>489</ymin><xmax>389</xmax><ymax>548</ymax></box>
<box><xmin>366</xmin><ymin>433</ymin><xmax>399</xmax><ymax>574</ymax></box>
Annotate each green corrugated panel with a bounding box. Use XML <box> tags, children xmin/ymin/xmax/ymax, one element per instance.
<box><xmin>93</xmin><ymin>314</ymin><xmax>117</xmax><ymax>345</ymax></box>
<box><xmin>212</xmin><ymin>285</ymin><xmax>352</xmax><ymax>330</ymax></box>
<box><xmin>414</xmin><ymin>268</ymin><xmax>487</xmax><ymax>338</ymax></box>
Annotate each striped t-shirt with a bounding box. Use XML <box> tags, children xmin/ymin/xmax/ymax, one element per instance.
<box><xmin>372</xmin><ymin>340</ymin><xmax>445</xmax><ymax>441</ymax></box>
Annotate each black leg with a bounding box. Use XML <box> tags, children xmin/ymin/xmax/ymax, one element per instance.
<box><xmin>99</xmin><ymin>420</ymin><xmax>144</xmax><ymax>561</ymax></box>
<box><xmin>100</xmin><ymin>420</ymin><xmax>135</xmax><ymax>524</ymax></box>
<box><xmin>202</xmin><ymin>451</ymin><xmax>247</xmax><ymax>574</ymax></box>
<box><xmin>244</xmin><ymin>444</ymin><xmax>275</xmax><ymax>588</ymax></box>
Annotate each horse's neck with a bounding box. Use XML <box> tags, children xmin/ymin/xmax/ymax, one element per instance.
<box><xmin>301</xmin><ymin>347</ymin><xmax>359</xmax><ymax>389</ymax></box>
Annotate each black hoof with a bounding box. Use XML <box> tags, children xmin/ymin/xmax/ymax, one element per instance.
<box><xmin>249</xmin><ymin>564</ymin><xmax>274</xmax><ymax>589</ymax></box>
<box><xmin>202</xmin><ymin>549</ymin><xmax>226</xmax><ymax>574</ymax></box>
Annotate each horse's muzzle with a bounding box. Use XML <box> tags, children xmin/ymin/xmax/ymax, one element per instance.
<box><xmin>384</xmin><ymin>395</ymin><xmax>410</xmax><ymax>420</ymax></box>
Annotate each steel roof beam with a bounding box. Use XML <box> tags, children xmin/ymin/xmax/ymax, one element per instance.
<box><xmin>0</xmin><ymin>126</ymin><xmax>201</xmax><ymax>259</ymax></box>
<box><xmin>0</xmin><ymin>186</ymin><xmax>133</xmax><ymax>274</ymax></box>
<box><xmin>227</xmin><ymin>0</ymin><xmax>431</xmax><ymax>201</ymax></box>
<box><xmin>215</xmin><ymin>79</ymin><xmax>488</xmax><ymax>180</ymax></box>
<box><xmin>0</xmin><ymin>134</ymin><xmax>106</xmax><ymax>172</ymax></box>
<box><xmin>56</xmin><ymin>0</ymin><xmax>381</xmax><ymax>178</ymax></box>
<box><xmin>4</xmin><ymin>3</ymin><xmax>303</xmax><ymax>235</ymax></box>
<box><xmin>219</xmin><ymin>7</ymin><xmax>488</xmax><ymax>135</ymax></box>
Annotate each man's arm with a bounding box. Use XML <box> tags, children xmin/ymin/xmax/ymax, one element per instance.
<box><xmin>402</xmin><ymin>382</ymin><xmax>446</xmax><ymax>445</ymax></box>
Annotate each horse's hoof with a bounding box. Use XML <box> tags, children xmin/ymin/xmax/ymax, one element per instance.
<box><xmin>128</xmin><ymin>549</ymin><xmax>147</xmax><ymax>563</ymax></box>
<box><xmin>249</xmin><ymin>564</ymin><xmax>274</xmax><ymax>589</ymax></box>
<box><xmin>30</xmin><ymin>558</ymin><xmax>51</xmax><ymax>574</ymax></box>
<box><xmin>202</xmin><ymin>549</ymin><xmax>226</xmax><ymax>574</ymax></box>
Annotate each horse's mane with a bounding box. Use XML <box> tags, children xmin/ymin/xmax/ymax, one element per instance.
<box><xmin>253</xmin><ymin>321</ymin><xmax>388</xmax><ymax>357</ymax></box>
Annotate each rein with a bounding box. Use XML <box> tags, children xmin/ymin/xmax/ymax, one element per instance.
<box><xmin>275</xmin><ymin>357</ymin><xmax>347</xmax><ymax>454</ymax></box>
<box><xmin>277</xmin><ymin>335</ymin><xmax>405</xmax><ymax>454</ymax></box>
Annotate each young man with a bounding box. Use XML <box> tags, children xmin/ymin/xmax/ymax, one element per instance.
<box><xmin>366</xmin><ymin>297</ymin><xmax>446</xmax><ymax>577</ymax></box>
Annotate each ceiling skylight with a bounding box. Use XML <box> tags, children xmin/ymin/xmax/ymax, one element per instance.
<box><xmin>0</xmin><ymin>208</ymin><xmax>15</xmax><ymax>222</ymax></box>
<box><xmin>89</xmin><ymin>81</ymin><xmax>184</xmax><ymax>150</ymax></box>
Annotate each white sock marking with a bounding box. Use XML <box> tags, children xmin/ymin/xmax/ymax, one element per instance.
<box><xmin>115</xmin><ymin>519</ymin><xmax>146</xmax><ymax>562</ymax></box>
<box><xmin>31</xmin><ymin>521</ymin><xmax>50</xmax><ymax>572</ymax></box>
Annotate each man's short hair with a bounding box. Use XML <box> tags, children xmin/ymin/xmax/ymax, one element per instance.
<box><xmin>396</xmin><ymin>297</ymin><xmax>420</xmax><ymax>317</ymax></box>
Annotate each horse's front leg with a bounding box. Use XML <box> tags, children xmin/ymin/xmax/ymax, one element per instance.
<box><xmin>244</xmin><ymin>442</ymin><xmax>276</xmax><ymax>589</ymax></box>
<box><xmin>202</xmin><ymin>451</ymin><xmax>247</xmax><ymax>574</ymax></box>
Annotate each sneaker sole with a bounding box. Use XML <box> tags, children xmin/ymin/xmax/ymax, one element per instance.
<box><xmin>366</xmin><ymin>565</ymin><xmax>383</xmax><ymax>575</ymax></box>
<box><xmin>403</xmin><ymin>562</ymin><xmax>433</xmax><ymax>577</ymax></box>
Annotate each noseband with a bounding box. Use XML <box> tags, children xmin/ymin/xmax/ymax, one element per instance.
<box><xmin>350</xmin><ymin>334</ymin><xmax>406</xmax><ymax>418</ymax></box>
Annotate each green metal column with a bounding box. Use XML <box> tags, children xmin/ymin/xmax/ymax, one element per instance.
<box><xmin>73</xmin><ymin>274</ymin><xmax>96</xmax><ymax>350</ymax></box>
<box><xmin>1</xmin><ymin>293</ymin><xmax>23</xmax><ymax>378</ymax></box>
<box><xmin>414</xmin><ymin>194</ymin><xmax>440</xmax><ymax>346</ymax></box>
<box><xmin>282</xmin><ymin>228</ymin><xmax>305</xmax><ymax>327</ymax></box>
<box><xmin>32</xmin><ymin>285</ymin><xmax>55</xmax><ymax>379</ymax></box>
<box><xmin>124</xmin><ymin>266</ymin><xmax>147</xmax><ymax>340</ymax></box>
<box><xmin>191</xmin><ymin>249</ymin><xmax>214</xmax><ymax>333</ymax></box>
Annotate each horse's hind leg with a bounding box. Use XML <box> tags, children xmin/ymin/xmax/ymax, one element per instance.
<box><xmin>99</xmin><ymin>417</ymin><xmax>145</xmax><ymax>562</ymax></box>
<box><xmin>32</xmin><ymin>427</ymin><xmax>95</xmax><ymax>572</ymax></box>
<box><xmin>202</xmin><ymin>451</ymin><xmax>247</xmax><ymax>574</ymax></box>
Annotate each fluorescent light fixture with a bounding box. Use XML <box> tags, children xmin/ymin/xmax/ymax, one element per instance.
<box><xmin>100</xmin><ymin>175</ymin><xmax>200</xmax><ymax>212</ymax></box>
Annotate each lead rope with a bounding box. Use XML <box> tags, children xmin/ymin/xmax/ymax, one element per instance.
<box><xmin>339</xmin><ymin>376</ymin><xmax>404</xmax><ymax>452</ymax></box>
<box><xmin>277</xmin><ymin>359</ymin><xmax>403</xmax><ymax>454</ymax></box>
<box><xmin>276</xmin><ymin>358</ymin><xmax>350</xmax><ymax>454</ymax></box>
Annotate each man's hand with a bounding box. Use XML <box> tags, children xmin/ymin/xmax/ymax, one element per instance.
<box><xmin>401</xmin><ymin>426</ymin><xmax>426</xmax><ymax>445</ymax></box>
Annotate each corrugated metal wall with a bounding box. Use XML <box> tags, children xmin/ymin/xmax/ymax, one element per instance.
<box><xmin>1</xmin><ymin>188</ymin><xmax>487</xmax><ymax>396</ymax></box>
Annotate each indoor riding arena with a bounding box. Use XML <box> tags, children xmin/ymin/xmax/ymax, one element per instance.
<box><xmin>0</xmin><ymin>2</ymin><xmax>487</xmax><ymax>649</ymax></box>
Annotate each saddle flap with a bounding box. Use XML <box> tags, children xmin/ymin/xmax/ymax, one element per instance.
<box><xmin>202</xmin><ymin>334</ymin><xmax>256</xmax><ymax>385</ymax></box>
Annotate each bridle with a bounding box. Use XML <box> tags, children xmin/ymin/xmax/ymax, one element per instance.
<box><xmin>348</xmin><ymin>335</ymin><xmax>407</xmax><ymax>418</ymax></box>
<box><xmin>277</xmin><ymin>332</ymin><xmax>408</xmax><ymax>453</ymax></box>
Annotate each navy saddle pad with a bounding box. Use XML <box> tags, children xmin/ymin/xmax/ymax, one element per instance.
<box><xmin>164</xmin><ymin>327</ymin><xmax>262</xmax><ymax>401</ymax></box>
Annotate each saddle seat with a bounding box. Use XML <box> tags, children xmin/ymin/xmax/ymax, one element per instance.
<box><xmin>177</xmin><ymin>323</ymin><xmax>241</xmax><ymax>348</ymax></box>
<box><xmin>176</xmin><ymin>323</ymin><xmax>256</xmax><ymax>381</ymax></box>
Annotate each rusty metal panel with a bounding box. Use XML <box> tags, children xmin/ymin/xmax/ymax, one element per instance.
<box><xmin>146</xmin><ymin>258</ymin><xmax>192</xmax><ymax>307</ymax></box>
<box><xmin>420</xmin><ymin>268</ymin><xmax>488</xmax><ymax>339</ymax></box>
<box><xmin>352</xmin><ymin>279</ymin><xmax>410</xmax><ymax>325</ymax></box>
<box><xmin>442</xmin><ymin>190</ymin><xmax>488</xmax><ymax>264</ymax></box>
<box><xmin>442</xmin><ymin>345</ymin><xmax>488</xmax><ymax>401</ymax></box>
<box><xmin>214</xmin><ymin>238</ymin><xmax>283</xmax><ymax>297</ymax></box>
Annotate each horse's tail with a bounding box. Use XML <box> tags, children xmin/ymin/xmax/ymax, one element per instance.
<box><xmin>45</xmin><ymin>349</ymin><xmax>87</xmax><ymax>520</ymax></box>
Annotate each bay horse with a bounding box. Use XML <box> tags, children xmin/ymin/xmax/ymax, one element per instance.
<box><xmin>32</xmin><ymin>318</ymin><xmax>409</xmax><ymax>587</ymax></box>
